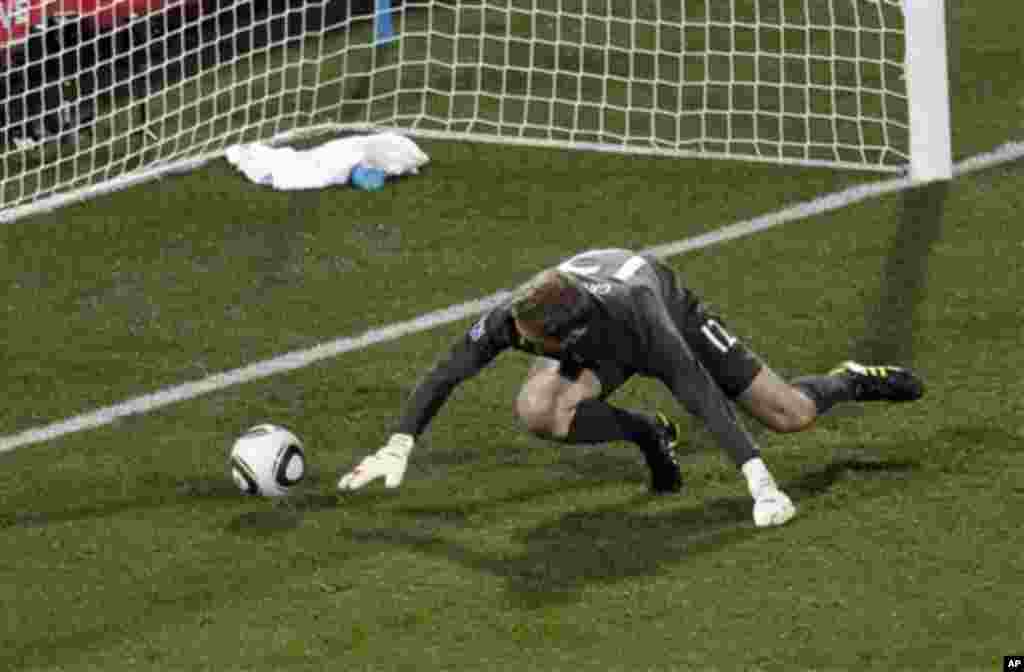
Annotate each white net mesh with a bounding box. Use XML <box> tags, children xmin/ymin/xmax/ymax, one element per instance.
<box><xmin>1</xmin><ymin>0</ymin><xmax>910</xmax><ymax>218</ymax></box>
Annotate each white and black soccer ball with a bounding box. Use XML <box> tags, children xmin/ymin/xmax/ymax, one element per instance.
<box><xmin>229</xmin><ymin>424</ymin><xmax>306</xmax><ymax>498</ymax></box>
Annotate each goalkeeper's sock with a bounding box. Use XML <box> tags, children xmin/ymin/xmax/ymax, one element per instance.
<box><xmin>792</xmin><ymin>374</ymin><xmax>855</xmax><ymax>415</ymax></box>
<box><xmin>565</xmin><ymin>399</ymin><xmax>659</xmax><ymax>446</ymax></box>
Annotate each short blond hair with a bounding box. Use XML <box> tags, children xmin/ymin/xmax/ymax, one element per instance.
<box><xmin>510</xmin><ymin>269</ymin><xmax>586</xmax><ymax>333</ymax></box>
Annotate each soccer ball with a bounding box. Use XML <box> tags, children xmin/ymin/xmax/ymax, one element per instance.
<box><xmin>229</xmin><ymin>424</ymin><xmax>306</xmax><ymax>498</ymax></box>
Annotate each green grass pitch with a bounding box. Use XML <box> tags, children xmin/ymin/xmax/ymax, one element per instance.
<box><xmin>1</xmin><ymin>2</ymin><xmax>1023</xmax><ymax>670</ymax></box>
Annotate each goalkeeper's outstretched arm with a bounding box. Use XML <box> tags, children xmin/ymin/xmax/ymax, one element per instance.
<box><xmin>339</xmin><ymin>311</ymin><xmax>511</xmax><ymax>491</ymax></box>
<box><xmin>635</xmin><ymin>288</ymin><xmax>762</xmax><ymax>468</ymax></box>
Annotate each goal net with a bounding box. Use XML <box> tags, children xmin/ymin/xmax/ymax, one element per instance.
<box><xmin>0</xmin><ymin>0</ymin><xmax>951</xmax><ymax>222</ymax></box>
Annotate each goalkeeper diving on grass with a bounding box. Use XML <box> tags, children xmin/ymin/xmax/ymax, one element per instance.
<box><xmin>338</xmin><ymin>248</ymin><xmax>924</xmax><ymax>527</ymax></box>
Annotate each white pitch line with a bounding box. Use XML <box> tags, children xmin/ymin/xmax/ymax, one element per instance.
<box><xmin>2</xmin><ymin>141</ymin><xmax>1022</xmax><ymax>454</ymax></box>
<box><xmin>647</xmin><ymin>141</ymin><xmax>1024</xmax><ymax>259</ymax></box>
<box><xmin>643</xmin><ymin>169</ymin><xmax>908</xmax><ymax>259</ymax></box>
<box><xmin>0</xmin><ymin>291</ymin><xmax>513</xmax><ymax>454</ymax></box>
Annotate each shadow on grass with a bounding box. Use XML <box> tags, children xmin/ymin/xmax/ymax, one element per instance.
<box><xmin>0</xmin><ymin>452</ymin><xmax>921</xmax><ymax>670</ymax></box>
<box><xmin>0</xmin><ymin>469</ymin><xmax>346</xmax><ymax>532</ymax></box>
<box><xmin>856</xmin><ymin>181</ymin><xmax>949</xmax><ymax>364</ymax></box>
<box><xmin>0</xmin><ymin>472</ymin><xmax>240</xmax><ymax>530</ymax></box>
<box><xmin>338</xmin><ymin>456</ymin><xmax>920</xmax><ymax>609</ymax></box>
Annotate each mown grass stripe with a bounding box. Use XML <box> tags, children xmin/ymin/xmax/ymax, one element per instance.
<box><xmin>1</xmin><ymin>140</ymin><xmax>1022</xmax><ymax>454</ymax></box>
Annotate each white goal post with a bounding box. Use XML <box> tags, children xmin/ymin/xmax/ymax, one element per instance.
<box><xmin>0</xmin><ymin>0</ymin><xmax>952</xmax><ymax>223</ymax></box>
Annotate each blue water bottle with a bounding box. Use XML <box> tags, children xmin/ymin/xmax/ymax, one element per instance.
<box><xmin>351</xmin><ymin>164</ymin><xmax>386</xmax><ymax>191</ymax></box>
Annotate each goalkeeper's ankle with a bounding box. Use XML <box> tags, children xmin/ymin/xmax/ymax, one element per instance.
<box><xmin>741</xmin><ymin>457</ymin><xmax>779</xmax><ymax>500</ymax></box>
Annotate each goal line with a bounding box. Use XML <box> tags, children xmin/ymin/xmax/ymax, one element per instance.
<box><xmin>1</xmin><ymin>138</ymin><xmax>1020</xmax><ymax>455</ymax></box>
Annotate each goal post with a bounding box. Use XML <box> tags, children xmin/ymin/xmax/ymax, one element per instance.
<box><xmin>0</xmin><ymin>0</ymin><xmax>953</xmax><ymax>223</ymax></box>
<box><xmin>902</xmin><ymin>0</ymin><xmax>952</xmax><ymax>182</ymax></box>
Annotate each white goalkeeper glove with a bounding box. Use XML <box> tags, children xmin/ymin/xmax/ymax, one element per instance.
<box><xmin>742</xmin><ymin>457</ymin><xmax>796</xmax><ymax>527</ymax></box>
<box><xmin>752</xmin><ymin>489</ymin><xmax>796</xmax><ymax>527</ymax></box>
<box><xmin>337</xmin><ymin>433</ymin><xmax>414</xmax><ymax>491</ymax></box>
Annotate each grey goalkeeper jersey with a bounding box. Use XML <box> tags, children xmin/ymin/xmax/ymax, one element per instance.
<box><xmin>394</xmin><ymin>248</ymin><xmax>760</xmax><ymax>466</ymax></box>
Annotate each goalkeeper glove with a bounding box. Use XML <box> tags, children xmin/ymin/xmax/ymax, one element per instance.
<box><xmin>337</xmin><ymin>433</ymin><xmax>414</xmax><ymax>491</ymax></box>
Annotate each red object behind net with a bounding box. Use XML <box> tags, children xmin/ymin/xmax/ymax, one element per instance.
<box><xmin>0</xmin><ymin>0</ymin><xmax>203</xmax><ymax>49</ymax></box>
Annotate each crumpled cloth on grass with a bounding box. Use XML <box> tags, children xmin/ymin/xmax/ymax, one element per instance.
<box><xmin>224</xmin><ymin>132</ymin><xmax>429</xmax><ymax>190</ymax></box>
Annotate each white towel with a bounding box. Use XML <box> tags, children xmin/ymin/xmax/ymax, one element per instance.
<box><xmin>224</xmin><ymin>132</ymin><xmax>429</xmax><ymax>190</ymax></box>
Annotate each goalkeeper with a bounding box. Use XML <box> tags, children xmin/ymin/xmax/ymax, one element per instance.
<box><xmin>338</xmin><ymin>248</ymin><xmax>924</xmax><ymax>527</ymax></box>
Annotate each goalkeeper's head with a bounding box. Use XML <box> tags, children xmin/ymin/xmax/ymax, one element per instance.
<box><xmin>510</xmin><ymin>269</ymin><xmax>594</xmax><ymax>348</ymax></box>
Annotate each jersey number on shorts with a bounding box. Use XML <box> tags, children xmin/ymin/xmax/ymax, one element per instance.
<box><xmin>701</xmin><ymin>319</ymin><xmax>738</xmax><ymax>353</ymax></box>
